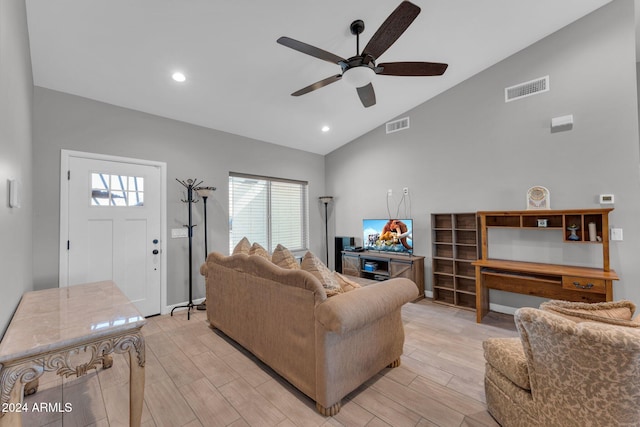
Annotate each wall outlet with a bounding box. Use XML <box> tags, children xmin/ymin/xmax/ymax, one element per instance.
<box><xmin>387</xmin><ymin>189</ymin><xmax>392</xmax><ymax>196</ymax></box>
<box><xmin>403</xmin><ymin>187</ymin><xmax>409</xmax><ymax>195</ymax></box>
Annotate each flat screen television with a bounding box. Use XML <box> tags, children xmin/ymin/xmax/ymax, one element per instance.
<box><xmin>363</xmin><ymin>218</ymin><xmax>413</xmax><ymax>255</ymax></box>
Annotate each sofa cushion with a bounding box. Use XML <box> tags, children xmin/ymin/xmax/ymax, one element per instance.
<box><xmin>334</xmin><ymin>272</ymin><xmax>362</xmax><ymax>292</ymax></box>
<box><xmin>540</xmin><ymin>300</ymin><xmax>640</xmax><ymax>327</ymax></box>
<box><xmin>483</xmin><ymin>337</ymin><xmax>530</xmax><ymax>391</ymax></box>
<box><xmin>249</xmin><ymin>242</ymin><xmax>271</xmax><ymax>260</ymax></box>
<box><xmin>271</xmin><ymin>244</ymin><xmax>300</xmax><ymax>270</ymax></box>
<box><xmin>232</xmin><ymin>237</ymin><xmax>251</xmax><ymax>255</ymax></box>
<box><xmin>301</xmin><ymin>251</ymin><xmax>342</xmax><ymax>296</ymax></box>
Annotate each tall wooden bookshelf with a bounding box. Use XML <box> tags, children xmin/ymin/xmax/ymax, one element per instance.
<box><xmin>431</xmin><ymin>213</ymin><xmax>478</xmax><ymax>310</ymax></box>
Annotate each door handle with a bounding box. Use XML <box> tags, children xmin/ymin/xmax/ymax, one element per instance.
<box><xmin>152</xmin><ymin>249</ymin><xmax>159</xmax><ymax>255</ymax></box>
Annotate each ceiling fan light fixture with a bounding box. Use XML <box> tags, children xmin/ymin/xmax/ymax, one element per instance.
<box><xmin>342</xmin><ymin>66</ymin><xmax>374</xmax><ymax>88</ymax></box>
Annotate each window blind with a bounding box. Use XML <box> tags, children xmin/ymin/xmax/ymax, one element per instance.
<box><xmin>229</xmin><ymin>173</ymin><xmax>308</xmax><ymax>254</ymax></box>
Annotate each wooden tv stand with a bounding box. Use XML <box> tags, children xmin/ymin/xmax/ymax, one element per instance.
<box><xmin>341</xmin><ymin>251</ymin><xmax>425</xmax><ymax>299</ymax></box>
<box><xmin>473</xmin><ymin>209</ymin><xmax>619</xmax><ymax>323</ymax></box>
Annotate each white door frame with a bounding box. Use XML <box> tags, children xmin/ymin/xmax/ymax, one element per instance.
<box><xmin>60</xmin><ymin>149</ymin><xmax>168</xmax><ymax>314</ymax></box>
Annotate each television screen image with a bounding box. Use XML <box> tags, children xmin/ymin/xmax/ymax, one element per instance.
<box><xmin>363</xmin><ymin>219</ymin><xmax>413</xmax><ymax>255</ymax></box>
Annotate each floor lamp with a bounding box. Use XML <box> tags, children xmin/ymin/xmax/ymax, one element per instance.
<box><xmin>171</xmin><ymin>178</ymin><xmax>207</xmax><ymax>320</ymax></box>
<box><xmin>195</xmin><ymin>186</ymin><xmax>216</xmax><ymax>311</ymax></box>
<box><xmin>319</xmin><ymin>196</ymin><xmax>333</xmax><ymax>265</ymax></box>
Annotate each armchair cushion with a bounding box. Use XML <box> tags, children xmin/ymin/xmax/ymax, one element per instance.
<box><xmin>514</xmin><ymin>307</ymin><xmax>640</xmax><ymax>426</ymax></box>
<box><xmin>539</xmin><ymin>299</ymin><xmax>640</xmax><ymax>327</ymax></box>
<box><xmin>483</xmin><ymin>337</ymin><xmax>530</xmax><ymax>390</ymax></box>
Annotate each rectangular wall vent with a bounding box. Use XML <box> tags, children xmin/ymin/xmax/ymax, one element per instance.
<box><xmin>386</xmin><ymin>117</ymin><xmax>410</xmax><ymax>134</ymax></box>
<box><xmin>505</xmin><ymin>76</ymin><xmax>549</xmax><ymax>102</ymax></box>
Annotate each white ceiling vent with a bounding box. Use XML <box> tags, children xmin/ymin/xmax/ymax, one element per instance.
<box><xmin>505</xmin><ymin>76</ymin><xmax>549</xmax><ymax>102</ymax></box>
<box><xmin>386</xmin><ymin>117</ymin><xmax>410</xmax><ymax>134</ymax></box>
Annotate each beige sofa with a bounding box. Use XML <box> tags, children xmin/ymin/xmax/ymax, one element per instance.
<box><xmin>483</xmin><ymin>301</ymin><xmax>640</xmax><ymax>426</ymax></box>
<box><xmin>200</xmin><ymin>251</ymin><xmax>418</xmax><ymax>415</ymax></box>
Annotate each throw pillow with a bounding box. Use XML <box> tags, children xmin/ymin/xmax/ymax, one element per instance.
<box><xmin>232</xmin><ymin>237</ymin><xmax>251</xmax><ymax>255</ymax></box>
<box><xmin>271</xmin><ymin>244</ymin><xmax>300</xmax><ymax>270</ymax></box>
<box><xmin>539</xmin><ymin>300</ymin><xmax>640</xmax><ymax>327</ymax></box>
<box><xmin>301</xmin><ymin>251</ymin><xmax>342</xmax><ymax>296</ymax></box>
<box><xmin>249</xmin><ymin>242</ymin><xmax>271</xmax><ymax>260</ymax></box>
<box><xmin>334</xmin><ymin>272</ymin><xmax>362</xmax><ymax>292</ymax></box>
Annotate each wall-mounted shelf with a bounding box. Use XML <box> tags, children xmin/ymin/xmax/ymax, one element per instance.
<box><xmin>473</xmin><ymin>208</ymin><xmax>618</xmax><ymax>323</ymax></box>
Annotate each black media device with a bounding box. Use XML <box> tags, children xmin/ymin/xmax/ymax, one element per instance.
<box><xmin>334</xmin><ymin>236</ymin><xmax>355</xmax><ymax>273</ymax></box>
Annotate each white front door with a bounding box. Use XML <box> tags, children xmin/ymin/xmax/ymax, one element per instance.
<box><xmin>61</xmin><ymin>152</ymin><xmax>164</xmax><ymax>317</ymax></box>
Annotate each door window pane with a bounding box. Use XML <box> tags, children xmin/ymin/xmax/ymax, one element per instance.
<box><xmin>91</xmin><ymin>173</ymin><xmax>144</xmax><ymax>207</ymax></box>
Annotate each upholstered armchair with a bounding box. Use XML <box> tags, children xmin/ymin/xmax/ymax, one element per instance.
<box><xmin>483</xmin><ymin>301</ymin><xmax>640</xmax><ymax>426</ymax></box>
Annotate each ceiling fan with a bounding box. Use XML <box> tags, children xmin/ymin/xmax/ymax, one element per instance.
<box><xmin>277</xmin><ymin>1</ymin><xmax>448</xmax><ymax>108</ymax></box>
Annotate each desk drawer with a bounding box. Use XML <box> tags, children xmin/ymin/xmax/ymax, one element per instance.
<box><xmin>562</xmin><ymin>276</ymin><xmax>605</xmax><ymax>294</ymax></box>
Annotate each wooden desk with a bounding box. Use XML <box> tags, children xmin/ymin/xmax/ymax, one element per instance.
<box><xmin>474</xmin><ymin>209</ymin><xmax>619</xmax><ymax>323</ymax></box>
<box><xmin>474</xmin><ymin>259</ymin><xmax>619</xmax><ymax>322</ymax></box>
<box><xmin>0</xmin><ymin>281</ymin><xmax>146</xmax><ymax>426</ymax></box>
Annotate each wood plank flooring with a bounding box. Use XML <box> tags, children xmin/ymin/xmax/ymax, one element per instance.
<box><xmin>20</xmin><ymin>299</ymin><xmax>517</xmax><ymax>427</ymax></box>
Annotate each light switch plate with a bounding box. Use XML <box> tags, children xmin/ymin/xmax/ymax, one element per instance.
<box><xmin>171</xmin><ymin>228</ymin><xmax>188</xmax><ymax>238</ymax></box>
<box><xmin>610</xmin><ymin>228</ymin><xmax>623</xmax><ymax>241</ymax></box>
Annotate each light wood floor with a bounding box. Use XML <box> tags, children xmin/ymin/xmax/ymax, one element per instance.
<box><xmin>21</xmin><ymin>299</ymin><xmax>517</xmax><ymax>427</ymax></box>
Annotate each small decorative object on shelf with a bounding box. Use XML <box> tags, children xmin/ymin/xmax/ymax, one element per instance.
<box><xmin>567</xmin><ymin>224</ymin><xmax>580</xmax><ymax>241</ymax></box>
<box><xmin>537</xmin><ymin>219</ymin><xmax>548</xmax><ymax>227</ymax></box>
<box><xmin>588</xmin><ymin>222</ymin><xmax>597</xmax><ymax>242</ymax></box>
<box><xmin>527</xmin><ymin>186</ymin><xmax>550</xmax><ymax>210</ymax></box>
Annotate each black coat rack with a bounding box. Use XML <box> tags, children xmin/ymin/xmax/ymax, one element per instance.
<box><xmin>171</xmin><ymin>178</ymin><xmax>203</xmax><ymax>320</ymax></box>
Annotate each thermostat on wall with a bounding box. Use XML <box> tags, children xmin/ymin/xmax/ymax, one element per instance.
<box><xmin>599</xmin><ymin>194</ymin><xmax>615</xmax><ymax>204</ymax></box>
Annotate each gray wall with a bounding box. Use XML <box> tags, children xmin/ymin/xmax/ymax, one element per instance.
<box><xmin>32</xmin><ymin>88</ymin><xmax>326</xmax><ymax>307</ymax></box>
<box><xmin>0</xmin><ymin>0</ymin><xmax>33</xmax><ymax>333</ymax></box>
<box><xmin>326</xmin><ymin>0</ymin><xmax>640</xmax><ymax>309</ymax></box>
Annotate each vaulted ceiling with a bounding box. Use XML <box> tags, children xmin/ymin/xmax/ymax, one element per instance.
<box><xmin>26</xmin><ymin>0</ymin><xmax>613</xmax><ymax>155</ymax></box>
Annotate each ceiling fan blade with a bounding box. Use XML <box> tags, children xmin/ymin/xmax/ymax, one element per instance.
<box><xmin>363</xmin><ymin>1</ymin><xmax>421</xmax><ymax>60</ymax></box>
<box><xmin>356</xmin><ymin>83</ymin><xmax>376</xmax><ymax>108</ymax></box>
<box><xmin>377</xmin><ymin>61</ymin><xmax>448</xmax><ymax>76</ymax></box>
<box><xmin>277</xmin><ymin>36</ymin><xmax>345</xmax><ymax>65</ymax></box>
<box><xmin>291</xmin><ymin>74</ymin><xmax>342</xmax><ymax>96</ymax></box>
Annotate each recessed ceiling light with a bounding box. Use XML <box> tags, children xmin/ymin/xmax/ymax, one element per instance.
<box><xmin>172</xmin><ymin>72</ymin><xmax>186</xmax><ymax>82</ymax></box>
<box><xmin>321</xmin><ymin>126</ymin><xmax>330</xmax><ymax>132</ymax></box>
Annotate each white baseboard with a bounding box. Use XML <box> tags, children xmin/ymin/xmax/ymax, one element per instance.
<box><xmin>162</xmin><ymin>297</ymin><xmax>206</xmax><ymax>315</ymax></box>
<box><xmin>423</xmin><ymin>291</ymin><xmax>517</xmax><ymax>316</ymax></box>
<box><xmin>488</xmin><ymin>303</ymin><xmax>518</xmax><ymax>316</ymax></box>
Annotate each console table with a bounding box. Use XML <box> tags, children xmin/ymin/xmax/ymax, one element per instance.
<box><xmin>0</xmin><ymin>281</ymin><xmax>146</xmax><ymax>426</ymax></box>
<box><xmin>341</xmin><ymin>250</ymin><xmax>425</xmax><ymax>299</ymax></box>
<box><xmin>473</xmin><ymin>209</ymin><xmax>619</xmax><ymax>323</ymax></box>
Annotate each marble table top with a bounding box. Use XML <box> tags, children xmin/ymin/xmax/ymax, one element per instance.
<box><xmin>0</xmin><ymin>281</ymin><xmax>146</xmax><ymax>363</ymax></box>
